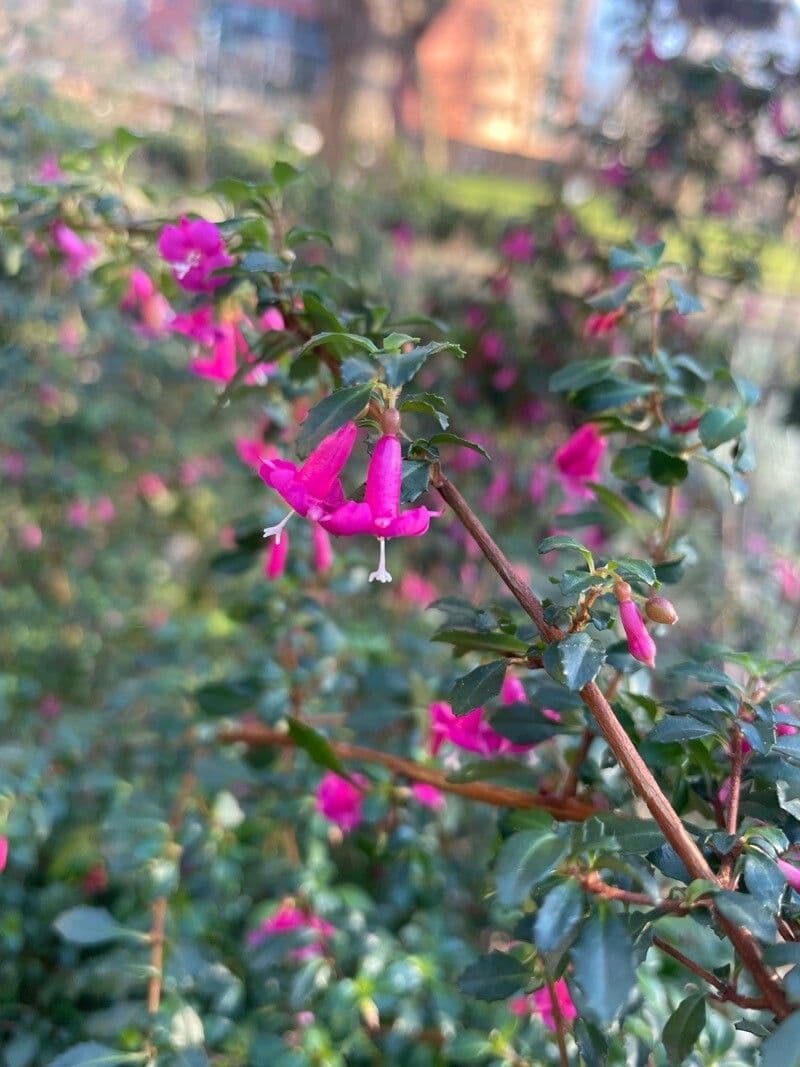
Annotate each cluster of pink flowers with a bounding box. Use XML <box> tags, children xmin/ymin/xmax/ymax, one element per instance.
<box><xmin>260</xmin><ymin>417</ymin><xmax>438</xmax><ymax>584</ymax></box>
<box><xmin>316</xmin><ymin>771</ymin><xmax>367</xmax><ymax>832</ymax></box>
<box><xmin>52</xmin><ymin>222</ymin><xmax>97</xmax><ymax>278</ymax></box>
<box><xmin>510</xmin><ymin>978</ymin><xmax>577</xmax><ymax>1031</ymax></box>
<box><xmin>247</xmin><ymin>901</ymin><xmax>335</xmax><ymax>960</ymax></box>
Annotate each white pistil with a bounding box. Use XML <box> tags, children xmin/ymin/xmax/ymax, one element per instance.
<box><xmin>368</xmin><ymin>537</ymin><xmax>392</xmax><ymax>584</ymax></box>
<box><xmin>263</xmin><ymin>511</ymin><xmax>293</xmax><ymax>544</ymax></box>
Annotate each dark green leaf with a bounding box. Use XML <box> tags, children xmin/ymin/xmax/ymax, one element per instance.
<box><xmin>537</xmin><ymin>534</ymin><xmax>594</xmax><ymax>566</ymax></box>
<box><xmin>340</xmin><ymin>355</ymin><xmax>377</xmax><ymax>384</ymax></box>
<box><xmin>549</xmin><ymin>358</ymin><xmax>617</xmax><ymax>393</ymax></box>
<box><xmin>613</xmin><ymin>556</ymin><xmax>657</xmax><ymax>586</ymax></box>
<box><xmin>667</xmin><ymin>279</ymin><xmax>704</xmax><ymax>315</ymax></box>
<box><xmin>495</xmin><ymin>830</ymin><xmax>568</xmax><ymax>907</ymax></box>
<box><xmin>400</xmin><ymin>392</ymin><xmax>450</xmax><ymax>429</ymax></box>
<box><xmin>699</xmin><ymin>408</ymin><xmax>747</xmax><ymax>450</ymax></box>
<box><xmin>432</xmin><ymin>629</ymin><xmax>529</xmax><ymax>656</ymax></box>
<box><xmin>612</xmin><ymin>445</ymin><xmax>653</xmax><ymax>481</ymax></box>
<box><xmin>588</xmin><ymin>482</ymin><xmax>641</xmax><ymax>526</ymax></box>
<box><xmin>448</xmin><ymin>659</ymin><xmax>508</xmax><ymax>715</ymax></box>
<box><xmin>400</xmin><ymin>460</ymin><xmax>431</xmax><ymax>503</ymax></box>
<box><xmin>649</xmin><ymin>449</ymin><xmax>689</xmax><ymax>486</ymax></box>
<box><xmin>286</xmin><ymin>717</ymin><xmax>351</xmax><ymax>780</ymax></box>
<box><xmin>760</xmin><ymin>1013</ymin><xmax>800</xmax><ymax>1067</ymax></box>
<box><xmin>715</xmin><ymin>891</ymin><xmax>775</xmax><ymax>944</ymax></box>
<box><xmin>572</xmin><ymin>378</ymin><xmax>655</xmax><ymax>414</ymax></box>
<box><xmin>296</xmin><ymin>384</ymin><xmax>373</xmax><ymax>459</ymax></box>
<box><xmin>662</xmin><ymin>994</ymin><xmax>706</xmax><ymax>1064</ymax></box>
<box><xmin>490</xmin><ymin>704</ymin><xmax>564</xmax><ymax>746</ymax></box>
<box><xmin>195</xmin><ymin>676</ymin><xmax>261</xmax><ymax>716</ymax></box>
<box><xmin>648</xmin><ymin>716</ymin><xmax>719</xmax><ymax>743</ymax></box>
<box><xmin>571</xmin><ymin>909</ymin><xmax>636</xmax><ymax>1024</ymax></box>
<box><xmin>240</xmin><ymin>250</ymin><xmax>286</xmax><ymax>274</ymax></box>
<box><xmin>48</xmin><ymin>1045</ymin><xmax>135</xmax><ymax>1067</ymax></box>
<box><xmin>428</xmin><ymin>432</ymin><xmax>490</xmax><ymax>460</ymax></box>
<box><xmin>376</xmin><ymin>340</ymin><xmax>463</xmax><ymax>388</ymax></box>
<box><xmin>743</xmin><ymin>853</ymin><xmax>786</xmax><ymax>914</ymax></box>
<box><xmin>534</xmin><ymin>879</ymin><xmax>585</xmax><ymax>955</ymax></box>
<box><xmin>586</xmin><ymin>280</ymin><xmax>634</xmax><ymax>311</ymax></box>
<box><xmin>457</xmin><ymin>952</ymin><xmax>529</xmax><ymax>1001</ymax></box>
<box><xmin>272</xmin><ymin>160</ymin><xmax>302</xmax><ymax>188</ymax></box>
<box><xmin>543</xmin><ymin>633</ymin><xmax>606</xmax><ymax>691</ymax></box>
<box><xmin>53</xmin><ymin>907</ymin><xmax>130</xmax><ymax>946</ymax></box>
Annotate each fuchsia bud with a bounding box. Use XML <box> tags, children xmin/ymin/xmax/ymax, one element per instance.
<box><xmin>615</xmin><ymin>582</ymin><xmax>656</xmax><ymax>668</ymax></box>
<box><xmin>0</xmin><ymin>836</ymin><xmax>8</xmax><ymax>873</ymax></box>
<box><xmin>645</xmin><ymin>595</ymin><xmax>679</xmax><ymax>626</ymax></box>
<box><xmin>312</xmin><ymin>523</ymin><xmax>333</xmax><ymax>574</ymax></box>
<box><xmin>777</xmin><ymin>858</ymin><xmax>800</xmax><ymax>893</ymax></box>
<box><xmin>554</xmin><ymin>425</ymin><xmax>607</xmax><ymax>485</ymax></box>
<box><xmin>265</xmin><ymin>531</ymin><xmax>290</xmax><ymax>579</ymax></box>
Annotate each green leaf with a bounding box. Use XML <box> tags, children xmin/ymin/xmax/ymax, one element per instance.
<box><xmin>296</xmin><ymin>331</ymin><xmax>377</xmax><ymax>361</ymax></box>
<box><xmin>572</xmin><ymin>378</ymin><xmax>654</xmax><ymax>414</ymax></box>
<box><xmin>634</xmin><ymin>239</ymin><xmax>666</xmax><ymax>267</ymax></box>
<box><xmin>432</xmin><ymin>629</ymin><xmax>529</xmax><ymax>656</ymax></box>
<box><xmin>578</xmin><ymin>814</ymin><xmax>665</xmax><ymax>855</ymax></box>
<box><xmin>490</xmin><ymin>705</ymin><xmax>564</xmax><ymax>746</ymax></box>
<box><xmin>667</xmin><ymin>279</ymin><xmax>704</xmax><ymax>315</ymax></box>
<box><xmin>427</xmin><ymin>432</ymin><xmax>490</xmax><ymax>460</ymax></box>
<box><xmin>239</xmin><ymin>250</ymin><xmax>286</xmax><ymax>274</ymax></box>
<box><xmin>400</xmin><ymin>392</ymin><xmax>450</xmax><ymax>429</ymax></box>
<box><xmin>543</xmin><ymin>633</ymin><xmax>606</xmax><ymax>691</ymax></box>
<box><xmin>613</xmin><ymin>556</ymin><xmax>657</xmax><ymax>586</ymax></box>
<box><xmin>760</xmin><ymin>1012</ymin><xmax>800</xmax><ymax>1067</ymax></box>
<box><xmin>381</xmin><ymin>332</ymin><xmax>419</xmax><ymax>351</ymax></box>
<box><xmin>534</xmin><ymin>879</ymin><xmax>585</xmax><ymax>955</ymax></box>
<box><xmin>448</xmin><ymin>659</ymin><xmax>508</xmax><ymax>715</ymax></box>
<box><xmin>715</xmin><ymin>890</ymin><xmax>775</xmax><ymax>944</ymax></box>
<box><xmin>649</xmin><ymin>449</ymin><xmax>689</xmax><ymax>486</ymax></box>
<box><xmin>609</xmin><ymin>247</ymin><xmax>646</xmax><ymax>271</ymax></box>
<box><xmin>699</xmin><ymin>408</ymin><xmax>747</xmax><ymax>450</ymax></box>
<box><xmin>586</xmin><ymin>280</ymin><xmax>634</xmax><ymax>311</ymax></box>
<box><xmin>340</xmin><ymin>355</ymin><xmax>377</xmax><ymax>384</ymax></box>
<box><xmin>612</xmin><ymin>446</ymin><xmax>653</xmax><ymax>481</ymax></box>
<box><xmin>496</xmin><ymin>830</ymin><xmax>567</xmax><ymax>907</ymax></box>
<box><xmin>662</xmin><ymin>994</ymin><xmax>706</xmax><ymax>1064</ymax></box>
<box><xmin>272</xmin><ymin>160</ymin><xmax>302</xmax><ymax>188</ymax></box>
<box><xmin>549</xmin><ymin>358</ymin><xmax>617</xmax><ymax>393</ymax></box>
<box><xmin>588</xmin><ymin>482</ymin><xmax>641</xmax><ymax>526</ymax></box>
<box><xmin>53</xmin><ymin>906</ymin><xmax>130</xmax><ymax>946</ymax></box>
<box><xmin>376</xmin><ymin>340</ymin><xmax>463</xmax><ymax>388</ymax></box>
<box><xmin>537</xmin><ymin>534</ymin><xmax>594</xmax><ymax>567</ymax></box>
<box><xmin>296</xmin><ymin>384</ymin><xmax>373</xmax><ymax>459</ymax></box>
<box><xmin>648</xmin><ymin>716</ymin><xmax>719</xmax><ymax>743</ymax></box>
<box><xmin>743</xmin><ymin>853</ymin><xmax>786</xmax><ymax>914</ymax></box>
<box><xmin>195</xmin><ymin>676</ymin><xmax>261</xmax><ymax>716</ymax></box>
<box><xmin>400</xmin><ymin>459</ymin><xmax>431</xmax><ymax>503</ymax></box>
<box><xmin>571</xmin><ymin>908</ymin><xmax>636</xmax><ymax>1024</ymax></box>
<box><xmin>457</xmin><ymin>951</ymin><xmax>529</xmax><ymax>1001</ymax></box>
<box><xmin>48</xmin><ymin>1045</ymin><xmax>139</xmax><ymax>1067</ymax></box>
<box><xmin>286</xmin><ymin>717</ymin><xmax>351</xmax><ymax>780</ymax></box>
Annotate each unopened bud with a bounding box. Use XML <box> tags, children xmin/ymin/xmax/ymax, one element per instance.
<box><xmin>614</xmin><ymin>579</ymin><xmax>632</xmax><ymax>602</ymax></box>
<box><xmin>645</xmin><ymin>595</ymin><xmax>678</xmax><ymax>625</ymax></box>
<box><xmin>381</xmin><ymin>408</ymin><xmax>401</xmax><ymax>436</ymax></box>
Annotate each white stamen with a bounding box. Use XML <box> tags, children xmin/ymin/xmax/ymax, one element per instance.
<box><xmin>368</xmin><ymin>537</ymin><xmax>392</xmax><ymax>584</ymax></box>
<box><xmin>263</xmin><ymin>511</ymin><xmax>293</xmax><ymax>544</ymax></box>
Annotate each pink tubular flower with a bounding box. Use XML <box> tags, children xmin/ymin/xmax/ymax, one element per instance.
<box><xmin>320</xmin><ymin>432</ymin><xmax>438</xmax><ymax>584</ymax></box>
<box><xmin>247</xmin><ymin>901</ymin><xmax>335</xmax><ymax>959</ymax></box>
<box><xmin>316</xmin><ymin>772</ymin><xmax>366</xmax><ymax>832</ymax></box>
<box><xmin>0</xmin><ymin>837</ymin><xmax>8</xmax><ymax>873</ymax></box>
<box><xmin>619</xmin><ymin>599</ymin><xmax>656</xmax><ymax>669</ymax></box>
<box><xmin>260</xmin><ymin>307</ymin><xmax>286</xmax><ymax>332</ymax></box>
<box><xmin>555</xmin><ymin>425</ymin><xmax>607</xmax><ymax>485</ymax></box>
<box><xmin>312</xmin><ymin>523</ymin><xmax>333</xmax><ymax>574</ymax></box>
<box><xmin>584</xmin><ymin>308</ymin><xmax>624</xmax><ymax>338</ymax></box>
<box><xmin>412</xmin><ymin>783</ymin><xmax>446</xmax><ymax>811</ymax></box>
<box><xmin>158</xmin><ymin>216</ymin><xmax>233</xmax><ymax>292</ymax></box>
<box><xmin>236</xmin><ymin>436</ymin><xmax>277</xmax><ymax>471</ymax></box>
<box><xmin>265</xmin><ymin>531</ymin><xmax>290</xmax><ymax>579</ymax></box>
<box><xmin>429</xmin><ymin>701</ymin><xmax>532</xmax><ymax>758</ymax></box>
<box><xmin>500</xmin><ymin>227</ymin><xmax>536</xmax><ymax>263</ymax></box>
<box><xmin>774</xmin><ymin>558</ymin><xmax>800</xmax><ymax>602</ymax></box>
<box><xmin>53</xmin><ymin>222</ymin><xmax>97</xmax><ymax>277</ymax></box>
<box><xmin>510</xmin><ymin>979</ymin><xmax>577</xmax><ymax>1032</ymax></box>
<box><xmin>777</xmin><ymin>858</ymin><xmax>800</xmax><ymax>893</ymax></box>
<box><xmin>260</xmin><ymin>421</ymin><xmax>358</xmax><ymax>543</ymax></box>
<box><xmin>501</xmin><ymin>673</ymin><xmax>527</xmax><ymax>705</ymax></box>
<box><xmin>121</xmin><ymin>269</ymin><xmax>173</xmax><ymax>338</ymax></box>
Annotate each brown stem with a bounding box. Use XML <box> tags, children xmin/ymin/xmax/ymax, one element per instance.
<box><xmin>720</xmin><ymin>726</ymin><xmax>744</xmax><ymax>886</ymax></box>
<box><xmin>652</xmin><ymin>936</ymin><xmax>769</xmax><ymax>1011</ymax></box>
<box><xmin>578</xmin><ymin>871</ymin><xmax>688</xmax><ymax>912</ymax></box>
<box><xmin>217</xmin><ymin>724</ymin><xmax>596</xmax><ymax>822</ymax></box>
<box><xmin>435</xmin><ymin>472</ymin><xmax>791</xmax><ymax>1019</ymax></box>
<box><xmin>147</xmin><ymin>896</ymin><xmax>168</xmax><ymax>1016</ymax></box>
<box><xmin>561</xmin><ymin>729</ymin><xmax>594</xmax><ymax>800</ymax></box>
<box><xmin>653</xmin><ymin>486</ymin><xmax>676</xmax><ymax>563</ymax></box>
<box><xmin>546</xmin><ymin>978</ymin><xmax>570</xmax><ymax>1067</ymax></box>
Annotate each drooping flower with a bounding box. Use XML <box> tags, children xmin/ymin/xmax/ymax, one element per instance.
<box><xmin>501</xmin><ymin>672</ymin><xmax>527</xmax><ymax>705</ymax></box>
<box><xmin>260</xmin><ymin>306</ymin><xmax>286</xmax><ymax>332</ymax></box>
<box><xmin>511</xmin><ymin>979</ymin><xmax>577</xmax><ymax>1032</ymax></box>
<box><xmin>429</xmin><ymin>701</ymin><xmax>532</xmax><ymax>758</ymax></box>
<box><xmin>320</xmin><ymin>432</ymin><xmax>438</xmax><ymax>584</ymax></box>
<box><xmin>158</xmin><ymin>216</ymin><xmax>234</xmax><ymax>292</ymax></box>
<box><xmin>411</xmin><ymin>783</ymin><xmax>446</xmax><ymax>811</ymax></box>
<box><xmin>120</xmin><ymin>269</ymin><xmax>173</xmax><ymax>338</ymax></box>
<box><xmin>311</xmin><ymin>523</ymin><xmax>333</xmax><ymax>574</ymax></box>
<box><xmin>777</xmin><ymin>858</ymin><xmax>800</xmax><ymax>893</ymax></box>
<box><xmin>247</xmin><ymin>901</ymin><xmax>335</xmax><ymax>959</ymax></box>
<box><xmin>554</xmin><ymin>425</ymin><xmax>607</xmax><ymax>486</ymax></box>
<box><xmin>616</xmin><ymin>583</ymin><xmax>656</xmax><ymax>669</ymax></box>
<box><xmin>0</xmin><ymin>837</ymin><xmax>8</xmax><ymax>873</ymax></box>
<box><xmin>260</xmin><ymin>421</ymin><xmax>358</xmax><ymax>543</ymax></box>
<box><xmin>584</xmin><ymin>308</ymin><xmax>624</xmax><ymax>337</ymax></box>
<box><xmin>53</xmin><ymin>222</ymin><xmax>97</xmax><ymax>277</ymax></box>
<box><xmin>316</xmin><ymin>772</ymin><xmax>366</xmax><ymax>832</ymax></box>
<box><xmin>774</xmin><ymin>558</ymin><xmax>800</xmax><ymax>602</ymax></box>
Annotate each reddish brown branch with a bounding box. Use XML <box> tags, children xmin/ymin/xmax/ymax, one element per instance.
<box><xmin>578</xmin><ymin>871</ymin><xmax>688</xmax><ymax>913</ymax></box>
<box><xmin>218</xmin><ymin>724</ymin><xmax>596</xmax><ymax>822</ymax></box>
<box><xmin>720</xmin><ymin>726</ymin><xmax>744</xmax><ymax>886</ymax></box>
<box><xmin>652</xmin><ymin>936</ymin><xmax>769</xmax><ymax>1011</ymax></box>
<box><xmin>147</xmin><ymin>896</ymin><xmax>168</xmax><ymax>1016</ymax></box>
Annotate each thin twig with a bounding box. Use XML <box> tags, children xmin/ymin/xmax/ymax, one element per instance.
<box><xmin>720</xmin><ymin>725</ymin><xmax>744</xmax><ymax>886</ymax></box>
<box><xmin>654</xmin><ymin>486</ymin><xmax>676</xmax><ymax>563</ymax></box>
<box><xmin>577</xmin><ymin>871</ymin><xmax>688</xmax><ymax>912</ymax></box>
<box><xmin>652</xmin><ymin>936</ymin><xmax>769</xmax><ymax>1011</ymax></box>
<box><xmin>546</xmin><ymin>977</ymin><xmax>570</xmax><ymax>1067</ymax></box>
<box><xmin>217</xmin><ymin>723</ymin><xmax>596</xmax><ymax>822</ymax></box>
<box><xmin>147</xmin><ymin>896</ymin><xmax>168</xmax><ymax>1015</ymax></box>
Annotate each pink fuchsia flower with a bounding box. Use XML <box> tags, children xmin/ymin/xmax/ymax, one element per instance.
<box><xmin>555</xmin><ymin>425</ymin><xmax>607</xmax><ymax>486</ymax></box>
<box><xmin>481</xmin><ymin>470</ymin><xmax>512</xmax><ymax>514</ymax></box>
<box><xmin>670</xmin><ymin>416</ymin><xmax>702</xmax><ymax>434</ymax></box>
<box><xmin>412</xmin><ymin>783</ymin><xmax>446</xmax><ymax>811</ymax></box>
<box><xmin>501</xmin><ymin>673</ymin><xmax>527</xmax><ymax>705</ymax></box>
<box><xmin>465</xmin><ymin>305</ymin><xmax>488</xmax><ymax>331</ymax></box>
<box><xmin>236</xmin><ymin>436</ymin><xmax>277</xmax><ymax>471</ymax></box>
<box><xmin>260</xmin><ymin>421</ymin><xmax>358</xmax><ymax>543</ymax></box>
<box><xmin>529</xmin><ymin>463</ymin><xmax>551</xmax><ymax>504</ymax></box>
<box><xmin>0</xmin><ymin>837</ymin><xmax>8</xmax><ymax>873</ymax></box>
<box><xmin>584</xmin><ymin>308</ymin><xmax>624</xmax><ymax>338</ymax></box>
<box><xmin>312</xmin><ymin>523</ymin><xmax>333</xmax><ymax>574</ymax></box>
<box><xmin>247</xmin><ymin>901</ymin><xmax>336</xmax><ymax>959</ymax></box>
<box><xmin>775</xmin><ymin>705</ymin><xmax>798</xmax><ymax>738</ymax></box>
<box><xmin>265</xmin><ymin>531</ymin><xmax>290</xmax><ymax>579</ymax></box>
<box><xmin>316</xmin><ymin>771</ymin><xmax>367</xmax><ymax>832</ymax></box>
<box><xmin>429</xmin><ymin>701</ymin><xmax>532</xmax><ymax>758</ymax></box>
<box><xmin>492</xmin><ymin>366</ymin><xmax>518</xmax><ymax>392</ymax></box>
<box><xmin>500</xmin><ymin>227</ymin><xmax>536</xmax><ymax>263</ymax></box>
<box><xmin>53</xmin><ymin>222</ymin><xmax>97</xmax><ymax>277</ymax></box>
<box><xmin>37</xmin><ymin>154</ymin><xmax>64</xmax><ymax>183</ymax></box>
<box><xmin>158</xmin><ymin>216</ymin><xmax>233</xmax><ymax>292</ymax></box>
<box><xmin>68</xmin><ymin>500</ymin><xmax>92</xmax><ymax>528</ymax></box>
<box><xmin>321</xmin><ymin>432</ymin><xmax>438</xmax><ymax>584</ymax></box>
<box><xmin>511</xmin><ymin>979</ymin><xmax>577</xmax><ymax>1032</ymax></box>
<box><xmin>121</xmin><ymin>269</ymin><xmax>173</xmax><ymax>338</ymax></box>
<box><xmin>774</xmin><ymin>558</ymin><xmax>800</xmax><ymax>602</ymax></box>
<box><xmin>172</xmin><ymin>305</ymin><xmax>217</xmax><ymax>346</ymax></box>
<box><xmin>479</xmin><ymin>330</ymin><xmax>505</xmax><ymax>363</ymax></box>
<box><xmin>617</xmin><ymin>592</ymin><xmax>656</xmax><ymax>669</ymax></box>
<box><xmin>777</xmin><ymin>858</ymin><xmax>800</xmax><ymax>893</ymax></box>
<box><xmin>137</xmin><ymin>472</ymin><xmax>169</xmax><ymax>501</ymax></box>
<box><xmin>260</xmin><ymin>307</ymin><xmax>286</xmax><ymax>332</ymax></box>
